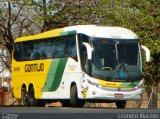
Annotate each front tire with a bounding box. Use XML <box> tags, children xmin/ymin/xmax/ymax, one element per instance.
<box><xmin>70</xmin><ymin>85</ymin><xmax>85</xmax><ymax>107</ymax></box>
<box><xmin>115</xmin><ymin>101</ymin><xmax>126</xmax><ymax>108</ymax></box>
<box><xmin>61</xmin><ymin>100</ymin><xmax>71</xmax><ymax>107</ymax></box>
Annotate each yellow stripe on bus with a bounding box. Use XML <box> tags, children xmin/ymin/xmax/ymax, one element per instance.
<box><xmin>15</xmin><ymin>28</ymin><xmax>64</xmax><ymax>42</ymax></box>
<box><xmin>96</xmin><ymin>79</ymin><xmax>123</xmax><ymax>88</ymax></box>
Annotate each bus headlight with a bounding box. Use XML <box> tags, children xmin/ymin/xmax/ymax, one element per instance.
<box><xmin>87</xmin><ymin>79</ymin><xmax>95</xmax><ymax>85</ymax></box>
<box><xmin>87</xmin><ymin>79</ymin><xmax>102</xmax><ymax>88</ymax></box>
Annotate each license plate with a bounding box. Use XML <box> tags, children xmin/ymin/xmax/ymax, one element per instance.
<box><xmin>114</xmin><ymin>93</ymin><xmax>124</xmax><ymax>98</ymax></box>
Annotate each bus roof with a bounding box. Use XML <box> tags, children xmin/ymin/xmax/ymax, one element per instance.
<box><xmin>15</xmin><ymin>25</ymin><xmax>138</xmax><ymax>42</ymax></box>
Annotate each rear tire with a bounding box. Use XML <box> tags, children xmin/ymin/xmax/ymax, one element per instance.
<box><xmin>115</xmin><ymin>101</ymin><xmax>126</xmax><ymax>108</ymax></box>
<box><xmin>27</xmin><ymin>87</ymin><xmax>45</xmax><ymax>107</ymax></box>
<box><xmin>27</xmin><ymin>87</ymin><xmax>36</xmax><ymax>107</ymax></box>
<box><xmin>70</xmin><ymin>85</ymin><xmax>85</xmax><ymax>107</ymax></box>
<box><xmin>21</xmin><ymin>88</ymin><xmax>28</xmax><ymax>106</ymax></box>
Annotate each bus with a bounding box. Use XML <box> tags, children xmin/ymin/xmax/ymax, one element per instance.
<box><xmin>12</xmin><ymin>25</ymin><xmax>150</xmax><ymax>108</ymax></box>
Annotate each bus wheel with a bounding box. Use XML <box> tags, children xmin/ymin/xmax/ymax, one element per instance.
<box><xmin>21</xmin><ymin>88</ymin><xmax>28</xmax><ymax>106</ymax></box>
<box><xmin>115</xmin><ymin>101</ymin><xmax>126</xmax><ymax>108</ymax></box>
<box><xmin>27</xmin><ymin>87</ymin><xmax>36</xmax><ymax>107</ymax></box>
<box><xmin>70</xmin><ymin>85</ymin><xmax>85</xmax><ymax>107</ymax></box>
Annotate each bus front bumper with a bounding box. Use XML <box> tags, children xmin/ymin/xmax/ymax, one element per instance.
<box><xmin>86</xmin><ymin>85</ymin><xmax>143</xmax><ymax>101</ymax></box>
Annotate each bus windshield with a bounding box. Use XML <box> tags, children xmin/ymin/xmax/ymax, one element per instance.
<box><xmin>91</xmin><ymin>38</ymin><xmax>142</xmax><ymax>82</ymax></box>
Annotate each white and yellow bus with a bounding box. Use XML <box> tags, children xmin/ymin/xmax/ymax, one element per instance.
<box><xmin>12</xmin><ymin>25</ymin><xmax>150</xmax><ymax>108</ymax></box>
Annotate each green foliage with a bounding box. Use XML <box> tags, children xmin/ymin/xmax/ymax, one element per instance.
<box><xmin>0</xmin><ymin>0</ymin><xmax>159</xmax><ymax>86</ymax></box>
<box><xmin>22</xmin><ymin>0</ymin><xmax>160</xmax><ymax>86</ymax></box>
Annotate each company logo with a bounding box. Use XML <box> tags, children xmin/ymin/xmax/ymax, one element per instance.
<box><xmin>105</xmin><ymin>82</ymin><xmax>116</xmax><ymax>86</ymax></box>
<box><xmin>25</xmin><ymin>63</ymin><xmax>44</xmax><ymax>72</ymax></box>
<box><xmin>117</xmin><ymin>87</ymin><xmax>121</xmax><ymax>91</ymax></box>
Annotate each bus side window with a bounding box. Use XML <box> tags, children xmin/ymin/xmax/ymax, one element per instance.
<box><xmin>20</xmin><ymin>43</ymin><xmax>26</xmax><ymax>61</ymax></box>
<box><xmin>14</xmin><ymin>43</ymin><xmax>20</xmax><ymax>61</ymax></box>
<box><xmin>66</xmin><ymin>35</ymin><xmax>77</xmax><ymax>60</ymax></box>
<box><xmin>55</xmin><ymin>37</ymin><xmax>65</xmax><ymax>58</ymax></box>
<box><xmin>82</xmin><ymin>46</ymin><xmax>89</xmax><ymax>73</ymax></box>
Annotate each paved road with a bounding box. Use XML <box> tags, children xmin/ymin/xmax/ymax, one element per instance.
<box><xmin>0</xmin><ymin>107</ymin><xmax>160</xmax><ymax>119</ymax></box>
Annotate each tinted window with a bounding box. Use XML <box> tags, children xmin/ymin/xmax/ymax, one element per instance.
<box><xmin>14</xmin><ymin>35</ymin><xmax>77</xmax><ymax>61</ymax></box>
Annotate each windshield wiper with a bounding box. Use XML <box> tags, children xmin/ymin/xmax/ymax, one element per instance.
<box><xmin>115</xmin><ymin>41</ymin><xmax>120</xmax><ymax>77</ymax></box>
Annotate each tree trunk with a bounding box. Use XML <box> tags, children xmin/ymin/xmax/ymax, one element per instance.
<box><xmin>145</xmin><ymin>86</ymin><xmax>152</xmax><ymax>106</ymax></box>
<box><xmin>148</xmin><ymin>84</ymin><xmax>158</xmax><ymax>108</ymax></box>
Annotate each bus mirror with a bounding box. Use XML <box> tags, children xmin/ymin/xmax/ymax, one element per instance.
<box><xmin>82</xmin><ymin>42</ymin><xmax>92</xmax><ymax>60</ymax></box>
<box><xmin>141</xmin><ymin>45</ymin><xmax>150</xmax><ymax>62</ymax></box>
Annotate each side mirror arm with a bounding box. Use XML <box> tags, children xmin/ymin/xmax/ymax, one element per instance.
<box><xmin>82</xmin><ymin>42</ymin><xmax>92</xmax><ymax>60</ymax></box>
<box><xmin>141</xmin><ymin>45</ymin><xmax>150</xmax><ymax>62</ymax></box>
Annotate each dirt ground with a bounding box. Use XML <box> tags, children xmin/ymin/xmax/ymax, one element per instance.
<box><xmin>1</xmin><ymin>89</ymin><xmax>160</xmax><ymax>108</ymax></box>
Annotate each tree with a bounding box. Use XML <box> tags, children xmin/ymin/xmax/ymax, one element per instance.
<box><xmin>35</xmin><ymin>0</ymin><xmax>109</xmax><ymax>30</ymax></box>
<box><xmin>0</xmin><ymin>0</ymin><xmax>42</xmax><ymax>71</ymax></box>
<box><xmin>44</xmin><ymin>0</ymin><xmax>159</xmax><ymax>108</ymax></box>
<box><xmin>22</xmin><ymin>0</ymin><xmax>160</xmax><ymax>108</ymax></box>
<box><xmin>0</xmin><ymin>0</ymin><xmax>159</xmax><ymax>108</ymax></box>
<box><xmin>129</xmin><ymin>0</ymin><xmax>160</xmax><ymax>108</ymax></box>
